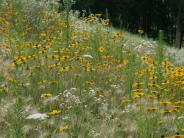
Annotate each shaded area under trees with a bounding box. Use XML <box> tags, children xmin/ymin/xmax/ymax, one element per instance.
<box><xmin>60</xmin><ymin>0</ymin><xmax>184</xmax><ymax>48</ymax></box>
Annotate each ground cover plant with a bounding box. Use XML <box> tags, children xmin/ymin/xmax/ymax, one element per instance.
<box><xmin>0</xmin><ymin>0</ymin><xmax>184</xmax><ymax>138</ymax></box>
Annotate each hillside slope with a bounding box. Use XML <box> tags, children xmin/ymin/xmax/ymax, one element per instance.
<box><xmin>0</xmin><ymin>0</ymin><xmax>184</xmax><ymax>138</ymax></box>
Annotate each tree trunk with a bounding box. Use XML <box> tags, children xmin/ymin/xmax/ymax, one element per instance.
<box><xmin>175</xmin><ymin>1</ymin><xmax>182</xmax><ymax>49</ymax></box>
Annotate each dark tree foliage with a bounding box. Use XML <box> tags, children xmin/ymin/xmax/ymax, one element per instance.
<box><xmin>60</xmin><ymin>0</ymin><xmax>184</xmax><ymax>48</ymax></box>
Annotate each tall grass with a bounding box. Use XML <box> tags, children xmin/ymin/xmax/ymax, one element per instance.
<box><xmin>0</xmin><ymin>0</ymin><xmax>184</xmax><ymax>138</ymax></box>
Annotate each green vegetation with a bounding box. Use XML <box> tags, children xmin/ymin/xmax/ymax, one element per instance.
<box><xmin>0</xmin><ymin>0</ymin><xmax>184</xmax><ymax>138</ymax></box>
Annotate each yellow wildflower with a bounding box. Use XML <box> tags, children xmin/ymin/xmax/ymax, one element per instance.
<box><xmin>41</xmin><ymin>93</ymin><xmax>52</xmax><ymax>99</ymax></box>
<box><xmin>123</xmin><ymin>59</ymin><xmax>129</xmax><ymax>65</ymax></box>
<box><xmin>146</xmin><ymin>107</ymin><xmax>158</xmax><ymax>111</ymax></box>
<box><xmin>133</xmin><ymin>92</ymin><xmax>144</xmax><ymax>99</ymax></box>
<box><xmin>175</xmin><ymin>101</ymin><xmax>184</xmax><ymax>105</ymax></box>
<box><xmin>8</xmin><ymin>77</ymin><xmax>16</xmax><ymax>83</ymax></box>
<box><xmin>98</xmin><ymin>46</ymin><xmax>106</xmax><ymax>53</ymax></box>
<box><xmin>95</xmin><ymin>13</ymin><xmax>102</xmax><ymax>17</ymax></box>
<box><xmin>40</xmin><ymin>32</ymin><xmax>46</xmax><ymax>37</ymax></box>
<box><xmin>102</xmin><ymin>19</ymin><xmax>110</xmax><ymax>26</ymax></box>
<box><xmin>162</xmin><ymin>80</ymin><xmax>170</xmax><ymax>85</ymax></box>
<box><xmin>59</xmin><ymin>125</ymin><xmax>68</xmax><ymax>132</ymax></box>
<box><xmin>161</xmin><ymin>109</ymin><xmax>172</xmax><ymax>115</ymax></box>
<box><xmin>135</xmin><ymin>71</ymin><xmax>144</xmax><ymax>77</ymax></box>
<box><xmin>48</xmin><ymin>109</ymin><xmax>61</xmax><ymax>116</ymax></box>
<box><xmin>86</xmin><ymin>80</ymin><xmax>94</xmax><ymax>86</ymax></box>
<box><xmin>171</xmin><ymin>134</ymin><xmax>184</xmax><ymax>138</ymax></box>
<box><xmin>160</xmin><ymin>100</ymin><xmax>172</xmax><ymax>105</ymax></box>
<box><xmin>33</xmin><ymin>44</ymin><xmax>41</xmax><ymax>49</ymax></box>
<box><xmin>138</xmin><ymin>29</ymin><xmax>144</xmax><ymax>35</ymax></box>
<box><xmin>60</xmin><ymin>66</ymin><xmax>72</xmax><ymax>73</ymax></box>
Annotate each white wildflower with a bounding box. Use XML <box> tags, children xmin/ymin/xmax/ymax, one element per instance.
<box><xmin>89</xmin><ymin>89</ymin><xmax>96</xmax><ymax>97</ymax></box>
<box><xmin>178</xmin><ymin>116</ymin><xmax>184</xmax><ymax>120</ymax></box>
<box><xmin>82</xmin><ymin>54</ymin><xmax>93</xmax><ymax>59</ymax></box>
<box><xmin>70</xmin><ymin>87</ymin><xmax>77</xmax><ymax>91</ymax></box>
<box><xmin>26</xmin><ymin>113</ymin><xmax>48</xmax><ymax>120</ymax></box>
<box><xmin>110</xmin><ymin>84</ymin><xmax>120</xmax><ymax>89</ymax></box>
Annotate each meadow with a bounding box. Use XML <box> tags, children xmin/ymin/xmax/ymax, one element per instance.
<box><xmin>0</xmin><ymin>0</ymin><xmax>184</xmax><ymax>138</ymax></box>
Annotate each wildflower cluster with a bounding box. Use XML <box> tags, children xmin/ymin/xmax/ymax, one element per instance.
<box><xmin>0</xmin><ymin>0</ymin><xmax>184</xmax><ymax>138</ymax></box>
